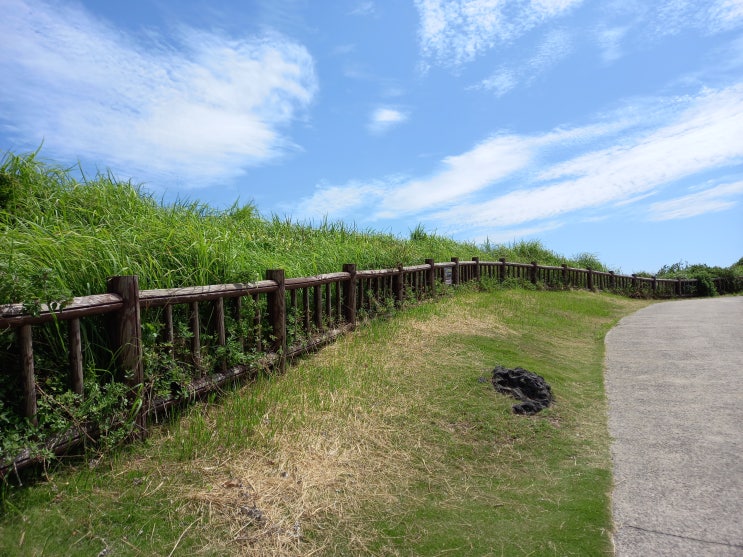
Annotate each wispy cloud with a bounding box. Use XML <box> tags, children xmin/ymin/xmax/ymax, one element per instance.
<box><xmin>434</xmin><ymin>84</ymin><xmax>743</xmax><ymax>232</ymax></box>
<box><xmin>0</xmin><ymin>0</ymin><xmax>317</xmax><ymax>187</ymax></box>
<box><xmin>595</xmin><ymin>25</ymin><xmax>628</xmax><ymax>63</ymax></box>
<box><xmin>415</xmin><ymin>0</ymin><xmax>582</xmax><ymax>67</ymax></box>
<box><xmin>368</xmin><ymin>107</ymin><xmax>409</xmax><ymax>134</ymax></box>
<box><xmin>349</xmin><ymin>1</ymin><xmax>376</xmax><ymax>17</ymax></box>
<box><xmin>474</xmin><ymin>28</ymin><xmax>573</xmax><ymax>95</ymax></box>
<box><xmin>651</xmin><ymin>0</ymin><xmax>743</xmax><ymax>35</ymax></box>
<box><xmin>476</xmin><ymin>68</ymin><xmax>518</xmax><ymax>96</ymax></box>
<box><xmin>648</xmin><ymin>181</ymin><xmax>743</xmax><ymax>220</ymax></box>
<box><xmin>294</xmin><ymin>180</ymin><xmax>388</xmax><ymax>220</ymax></box>
<box><xmin>295</xmin><ymin>83</ymin><xmax>743</xmax><ymax>237</ymax></box>
<box><xmin>594</xmin><ymin>0</ymin><xmax>743</xmax><ymax>62</ymax></box>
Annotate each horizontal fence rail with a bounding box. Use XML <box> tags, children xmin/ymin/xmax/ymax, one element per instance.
<box><xmin>1</xmin><ymin>258</ymin><xmax>739</xmax><ymax>475</ymax></box>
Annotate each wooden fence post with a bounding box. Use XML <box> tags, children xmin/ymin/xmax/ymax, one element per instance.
<box><xmin>426</xmin><ymin>258</ymin><xmax>436</xmax><ymax>294</ymax></box>
<box><xmin>451</xmin><ymin>257</ymin><xmax>460</xmax><ymax>285</ymax></box>
<box><xmin>214</xmin><ymin>298</ymin><xmax>227</xmax><ymax>372</ymax></box>
<box><xmin>587</xmin><ymin>268</ymin><xmax>594</xmax><ymax>291</ymax></box>
<box><xmin>530</xmin><ymin>261</ymin><xmax>538</xmax><ymax>285</ymax></box>
<box><xmin>313</xmin><ymin>285</ymin><xmax>323</xmax><ymax>330</ymax></box>
<box><xmin>499</xmin><ymin>258</ymin><xmax>507</xmax><ymax>282</ymax></box>
<box><xmin>609</xmin><ymin>271</ymin><xmax>616</xmax><ymax>290</ymax></box>
<box><xmin>676</xmin><ymin>278</ymin><xmax>682</xmax><ymax>297</ymax></box>
<box><xmin>266</xmin><ymin>269</ymin><xmax>286</xmax><ymax>373</ymax></box>
<box><xmin>393</xmin><ymin>264</ymin><xmax>404</xmax><ymax>306</ymax></box>
<box><xmin>106</xmin><ymin>275</ymin><xmax>145</xmax><ymax>435</ymax></box>
<box><xmin>342</xmin><ymin>264</ymin><xmax>358</xmax><ymax>324</ymax></box>
<box><xmin>19</xmin><ymin>324</ymin><xmax>37</xmax><ymax>426</ymax></box>
<box><xmin>561</xmin><ymin>264</ymin><xmax>568</xmax><ymax>287</ymax></box>
<box><xmin>190</xmin><ymin>301</ymin><xmax>201</xmax><ymax>369</ymax></box>
<box><xmin>68</xmin><ymin>318</ymin><xmax>84</xmax><ymax>396</ymax></box>
<box><xmin>472</xmin><ymin>257</ymin><xmax>481</xmax><ymax>282</ymax></box>
<box><xmin>652</xmin><ymin>276</ymin><xmax>658</xmax><ymax>295</ymax></box>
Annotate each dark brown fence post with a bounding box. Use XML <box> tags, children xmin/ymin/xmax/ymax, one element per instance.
<box><xmin>676</xmin><ymin>278</ymin><xmax>682</xmax><ymax>297</ymax></box>
<box><xmin>214</xmin><ymin>298</ymin><xmax>227</xmax><ymax>372</ymax></box>
<box><xmin>164</xmin><ymin>304</ymin><xmax>174</xmax><ymax>352</ymax></box>
<box><xmin>266</xmin><ymin>269</ymin><xmax>286</xmax><ymax>373</ymax></box>
<box><xmin>393</xmin><ymin>264</ymin><xmax>404</xmax><ymax>306</ymax></box>
<box><xmin>106</xmin><ymin>275</ymin><xmax>145</xmax><ymax>435</ymax></box>
<box><xmin>19</xmin><ymin>324</ymin><xmax>37</xmax><ymax>426</ymax></box>
<box><xmin>652</xmin><ymin>276</ymin><xmax>658</xmax><ymax>295</ymax></box>
<box><xmin>313</xmin><ymin>285</ymin><xmax>323</xmax><ymax>330</ymax></box>
<box><xmin>609</xmin><ymin>271</ymin><xmax>616</xmax><ymax>290</ymax></box>
<box><xmin>451</xmin><ymin>257</ymin><xmax>460</xmax><ymax>285</ymax></box>
<box><xmin>68</xmin><ymin>318</ymin><xmax>84</xmax><ymax>396</ymax></box>
<box><xmin>425</xmin><ymin>258</ymin><xmax>436</xmax><ymax>294</ymax></box>
<box><xmin>587</xmin><ymin>268</ymin><xmax>594</xmax><ymax>291</ymax></box>
<box><xmin>190</xmin><ymin>301</ymin><xmax>201</xmax><ymax>369</ymax></box>
<box><xmin>342</xmin><ymin>264</ymin><xmax>358</xmax><ymax>325</ymax></box>
<box><xmin>530</xmin><ymin>261</ymin><xmax>538</xmax><ymax>285</ymax></box>
<box><xmin>499</xmin><ymin>258</ymin><xmax>506</xmax><ymax>282</ymax></box>
<box><xmin>632</xmin><ymin>274</ymin><xmax>637</xmax><ymax>289</ymax></box>
<box><xmin>473</xmin><ymin>257</ymin><xmax>481</xmax><ymax>282</ymax></box>
<box><xmin>561</xmin><ymin>264</ymin><xmax>568</xmax><ymax>287</ymax></box>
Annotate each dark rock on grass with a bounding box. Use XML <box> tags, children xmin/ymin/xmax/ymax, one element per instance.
<box><xmin>491</xmin><ymin>366</ymin><xmax>554</xmax><ymax>415</ymax></box>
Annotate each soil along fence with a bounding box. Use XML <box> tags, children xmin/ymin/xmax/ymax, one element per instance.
<box><xmin>0</xmin><ymin>258</ymin><xmax>737</xmax><ymax>475</ymax></box>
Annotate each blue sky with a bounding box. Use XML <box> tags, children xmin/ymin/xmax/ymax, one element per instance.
<box><xmin>1</xmin><ymin>0</ymin><xmax>742</xmax><ymax>273</ymax></box>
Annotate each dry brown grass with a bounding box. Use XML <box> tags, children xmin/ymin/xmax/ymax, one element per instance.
<box><xmin>160</xmin><ymin>291</ymin><xmax>650</xmax><ymax>556</ymax></box>
<box><xmin>166</xmin><ymin>296</ymin><xmax>500</xmax><ymax>555</ymax></box>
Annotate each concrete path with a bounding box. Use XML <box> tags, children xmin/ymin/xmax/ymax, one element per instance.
<box><xmin>605</xmin><ymin>297</ymin><xmax>743</xmax><ymax>556</ymax></box>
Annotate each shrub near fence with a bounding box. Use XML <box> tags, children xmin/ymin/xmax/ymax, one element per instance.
<box><xmin>0</xmin><ymin>257</ymin><xmax>738</xmax><ymax>475</ymax></box>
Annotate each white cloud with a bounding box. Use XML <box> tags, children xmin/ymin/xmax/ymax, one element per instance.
<box><xmin>374</xmin><ymin>134</ymin><xmax>534</xmax><ymax>217</ymax></box>
<box><xmin>349</xmin><ymin>1</ymin><xmax>376</xmax><ymax>17</ymax></box>
<box><xmin>295</xmin><ymin>181</ymin><xmax>387</xmax><ymax>220</ymax></box>
<box><xmin>475</xmin><ymin>68</ymin><xmax>518</xmax><ymax>96</ymax></box>
<box><xmin>368</xmin><ymin>107</ymin><xmax>409</xmax><ymax>134</ymax></box>
<box><xmin>295</xmin><ymin>84</ymin><xmax>743</xmax><ymax>238</ymax></box>
<box><xmin>612</xmin><ymin>0</ymin><xmax>743</xmax><ymax>41</ymax></box>
<box><xmin>432</xmin><ymin>84</ymin><xmax>743</xmax><ymax>231</ymax></box>
<box><xmin>595</xmin><ymin>25</ymin><xmax>628</xmax><ymax>63</ymax></box>
<box><xmin>528</xmin><ymin>28</ymin><xmax>573</xmax><ymax>73</ymax></box>
<box><xmin>297</xmin><ymin>118</ymin><xmax>634</xmax><ymax>222</ymax></box>
<box><xmin>415</xmin><ymin>0</ymin><xmax>582</xmax><ymax>67</ymax></box>
<box><xmin>648</xmin><ymin>181</ymin><xmax>743</xmax><ymax>220</ymax></box>
<box><xmin>0</xmin><ymin>0</ymin><xmax>317</xmax><ymax>186</ymax></box>
<box><xmin>474</xmin><ymin>27</ymin><xmax>572</xmax><ymax>94</ymax></box>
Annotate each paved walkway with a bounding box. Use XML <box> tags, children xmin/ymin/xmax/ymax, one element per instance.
<box><xmin>605</xmin><ymin>297</ymin><xmax>743</xmax><ymax>556</ymax></box>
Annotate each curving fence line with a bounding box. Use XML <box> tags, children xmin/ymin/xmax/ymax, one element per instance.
<box><xmin>0</xmin><ymin>258</ymin><xmax>738</xmax><ymax>475</ymax></box>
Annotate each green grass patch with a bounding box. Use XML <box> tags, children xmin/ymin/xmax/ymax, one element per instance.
<box><xmin>0</xmin><ymin>288</ymin><xmax>650</xmax><ymax>556</ymax></box>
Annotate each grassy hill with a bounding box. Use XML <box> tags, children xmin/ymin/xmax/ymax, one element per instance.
<box><xmin>1</xmin><ymin>150</ymin><xmax>604</xmax><ymax>307</ymax></box>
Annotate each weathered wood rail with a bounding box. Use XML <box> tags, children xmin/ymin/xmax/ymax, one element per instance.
<box><xmin>0</xmin><ymin>258</ymin><xmax>734</xmax><ymax>475</ymax></box>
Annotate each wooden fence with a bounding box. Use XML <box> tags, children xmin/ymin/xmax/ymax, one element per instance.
<box><xmin>0</xmin><ymin>258</ymin><xmax>734</xmax><ymax>474</ymax></box>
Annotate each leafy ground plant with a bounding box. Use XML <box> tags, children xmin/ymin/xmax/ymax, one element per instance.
<box><xmin>0</xmin><ymin>288</ymin><xmax>650</xmax><ymax>556</ymax></box>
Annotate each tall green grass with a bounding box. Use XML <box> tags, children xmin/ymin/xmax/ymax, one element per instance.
<box><xmin>2</xmin><ymin>150</ymin><xmax>610</xmax><ymax>306</ymax></box>
<box><xmin>0</xmin><ymin>149</ymin><xmax>620</xmax><ymax>470</ymax></box>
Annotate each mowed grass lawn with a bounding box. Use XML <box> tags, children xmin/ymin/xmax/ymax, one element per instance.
<box><xmin>0</xmin><ymin>288</ymin><xmax>650</xmax><ymax>556</ymax></box>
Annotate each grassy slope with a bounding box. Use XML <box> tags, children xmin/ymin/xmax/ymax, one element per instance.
<box><xmin>1</xmin><ymin>151</ymin><xmax>604</xmax><ymax>306</ymax></box>
<box><xmin>1</xmin><ymin>151</ymin><xmax>611</xmax><ymax>463</ymax></box>
<box><xmin>0</xmin><ymin>287</ymin><xmax>651</xmax><ymax>556</ymax></box>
